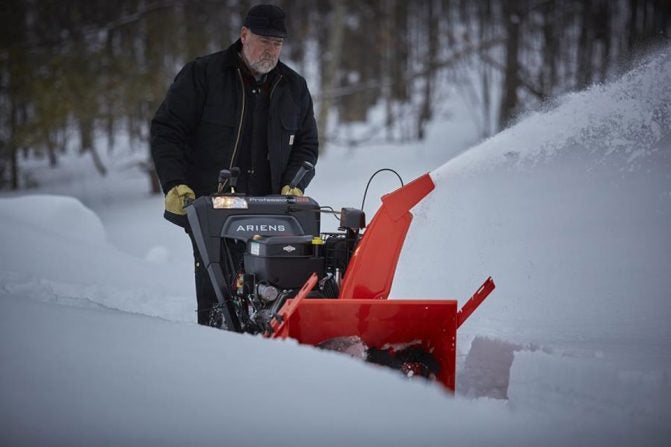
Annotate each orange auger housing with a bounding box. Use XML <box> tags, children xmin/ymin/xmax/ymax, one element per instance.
<box><xmin>270</xmin><ymin>174</ymin><xmax>495</xmax><ymax>391</ymax></box>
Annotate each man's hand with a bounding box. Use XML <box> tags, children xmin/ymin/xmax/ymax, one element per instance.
<box><xmin>281</xmin><ymin>185</ymin><xmax>303</xmax><ymax>196</ymax></box>
<box><xmin>165</xmin><ymin>184</ymin><xmax>195</xmax><ymax>215</ymax></box>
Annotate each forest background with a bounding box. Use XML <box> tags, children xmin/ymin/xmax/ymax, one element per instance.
<box><xmin>1</xmin><ymin>0</ymin><xmax>669</xmax><ymax>192</ymax></box>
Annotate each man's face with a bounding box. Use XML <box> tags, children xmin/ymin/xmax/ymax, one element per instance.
<box><xmin>240</xmin><ymin>27</ymin><xmax>283</xmax><ymax>75</ymax></box>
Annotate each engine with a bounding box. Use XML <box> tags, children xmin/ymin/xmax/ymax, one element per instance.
<box><xmin>185</xmin><ymin>167</ymin><xmax>365</xmax><ymax>334</ymax></box>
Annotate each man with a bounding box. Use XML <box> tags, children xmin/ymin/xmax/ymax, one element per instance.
<box><xmin>151</xmin><ymin>4</ymin><xmax>318</xmax><ymax>325</ymax></box>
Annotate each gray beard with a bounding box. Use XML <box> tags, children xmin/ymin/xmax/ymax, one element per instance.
<box><xmin>248</xmin><ymin>56</ymin><xmax>277</xmax><ymax>75</ymax></box>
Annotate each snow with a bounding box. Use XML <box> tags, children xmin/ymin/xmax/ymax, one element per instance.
<box><xmin>2</xmin><ymin>49</ymin><xmax>671</xmax><ymax>445</ymax></box>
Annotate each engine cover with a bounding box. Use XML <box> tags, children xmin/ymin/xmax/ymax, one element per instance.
<box><xmin>244</xmin><ymin>235</ymin><xmax>325</xmax><ymax>289</ymax></box>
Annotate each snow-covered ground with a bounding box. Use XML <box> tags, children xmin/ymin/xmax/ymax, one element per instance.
<box><xmin>1</xmin><ymin>49</ymin><xmax>670</xmax><ymax>446</ymax></box>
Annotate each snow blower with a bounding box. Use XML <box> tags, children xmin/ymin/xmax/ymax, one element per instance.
<box><xmin>186</xmin><ymin>162</ymin><xmax>494</xmax><ymax>391</ymax></box>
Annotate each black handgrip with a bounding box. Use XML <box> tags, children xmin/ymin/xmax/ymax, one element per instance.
<box><xmin>217</xmin><ymin>168</ymin><xmax>241</xmax><ymax>193</ymax></box>
<box><xmin>218</xmin><ymin>169</ymin><xmax>231</xmax><ymax>183</ymax></box>
<box><xmin>183</xmin><ymin>196</ymin><xmax>195</xmax><ymax>207</ymax></box>
<box><xmin>229</xmin><ymin>167</ymin><xmax>240</xmax><ymax>190</ymax></box>
<box><xmin>217</xmin><ymin>169</ymin><xmax>231</xmax><ymax>193</ymax></box>
<box><xmin>289</xmin><ymin>161</ymin><xmax>314</xmax><ymax>189</ymax></box>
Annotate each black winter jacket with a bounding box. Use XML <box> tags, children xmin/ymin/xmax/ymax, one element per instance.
<box><xmin>151</xmin><ymin>40</ymin><xmax>318</xmax><ymax>198</ymax></box>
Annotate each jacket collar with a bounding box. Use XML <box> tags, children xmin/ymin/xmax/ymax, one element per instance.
<box><xmin>221</xmin><ymin>39</ymin><xmax>243</xmax><ymax>68</ymax></box>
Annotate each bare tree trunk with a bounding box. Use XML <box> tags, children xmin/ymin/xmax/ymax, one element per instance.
<box><xmin>47</xmin><ymin>135</ymin><xmax>58</xmax><ymax>168</ymax></box>
<box><xmin>10</xmin><ymin>143</ymin><xmax>18</xmax><ymax>189</ymax></box>
<box><xmin>498</xmin><ymin>0</ymin><xmax>521</xmax><ymax>130</ymax></box>
<box><xmin>418</xmin><ymin>0</ymin><xmax>438</xmax><ymax>140</ymax></box>
<box><xmin>9</xmin><ymin>100</ymin><xmax>19</xmax><ymax>190</ymax></box>
<box><xmin>383</xmin><ymin>0</ymin><xmax>394</xmax><ymax>141</ymax></box>
<box><xmin>628</xmin><ymin>0</ymin><xmax>639</xmax><ymax>51</ymax></box>
<box><xmin>652</xmin><ymin>0</ymin><xmax>671</xmax><ymax>43</ymax></box>
<box><xmin>478</xmin><ymin>0</ymin><xmax>493</xmax><ymax>137</ymax></box>
<box><xmin>88</xmin><ymin>146</ymin><xmax>107</xmax><ymax>177</ymax></box>
<box><xmin>391</xmin><ymin>1</ymin><xmax>409</xmax><ymax>102</ymax></box>
<box><xmin>540</xmin><ymin>0</ymin><xmax>558</xmax><ymax>99</ymax></box>
<box><xmin>596</xmin><ymin>1</ymin><xmax>611</xmax><ymax>82</ymax></box>
<box><xmin>149</xmin><ymin>166</ymin><xmax>161</xmax><ymax>194</ymax></box>
<box><xmin>316</xmin><ymin>0</ymin><xmax>346</xmax><ymax>149</ymax></box>
<box><xmin>80</xmin><ymin>118</ymin><xmax>107</xmax><ymax>176</ymax></box>
<box><xmin>576</xmin><ymin>0</ymin><xmax>594</xmax><ymax>89</ymax></box>
<box><xmin>138</xmin><ymin>159</ymin><xmax>161</xmax><ymax>195</ymax></box>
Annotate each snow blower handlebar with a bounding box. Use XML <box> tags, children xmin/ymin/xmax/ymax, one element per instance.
<box><xmin>217</xmin><ymin>167</ymin><xmax>240</xmax><ymax>194</ymax></box>
<box><xmin>289</xmin><ymin>161</ymin><xmax>314</xmax><ymax>190</ymax></box>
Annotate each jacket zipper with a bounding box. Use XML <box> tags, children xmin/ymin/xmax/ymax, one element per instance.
<box><xmin>269</xmin><ymin>74</ymin><xmax>282</xmax><ymax>100</ymax></box>
<box><xmin>229</xmin><ymin>68</ymin><xmax>246</xmax><ymax>169</ymax></box>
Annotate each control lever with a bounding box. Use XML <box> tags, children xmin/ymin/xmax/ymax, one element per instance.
<box><xmin>229</xmin><ymin>167</ymin><xmax>240</xmax><ymax>193</ymax></box>
<box><xmin>217</xmin><ymin>169</ymin><xmax>231</xmax><ymax>193</ymax></box>
<box><xmin>217</xmin><ymin>168</ymin><xmax>241</xmax><ymax>194</ymax></box>
<box><xmin>289</xmin><ymin>161</ymin><xmax>314</xmax><ymax>190</ymax></box>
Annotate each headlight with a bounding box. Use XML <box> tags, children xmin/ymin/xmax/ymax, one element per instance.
<box><xmin>212</xmin><ymin>196</ymin><xmax>248</xmax><ymax>209</ymax></box>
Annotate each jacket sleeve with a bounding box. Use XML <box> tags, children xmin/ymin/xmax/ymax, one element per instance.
<box><xmin>150</xmin><ymin>60</ymin><xmax>206</xmax><ymax>194</ymax></box>
<box><xmin>281</xmin><ymin>79</ymin><xmax>319</xmax><ymax>192</ymax></box>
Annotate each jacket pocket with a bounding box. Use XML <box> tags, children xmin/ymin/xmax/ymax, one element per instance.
<box><xmin>280</xmin><ymin>105</ymin><xmax>299</xmax><ymax>149</ymax></box>
<box><xmin>280</xmin><ymin>110</ymin><xmax>298</xmax><ymax>132</ymax></box>
<box><xmin>270</xmin><ymin>94</ymin><xmax>301</xmax><ymax>183</ymax></box>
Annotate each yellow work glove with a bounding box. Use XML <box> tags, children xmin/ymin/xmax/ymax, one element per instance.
<box><xmin>281</xmin><ymin>185</ymin><xmax>303</xmax><ymax>196</ymax></box>
<box><xmin>165</xmin><ymin>184</ymin><xmax>195</xmax><ymax>215</ymax></box>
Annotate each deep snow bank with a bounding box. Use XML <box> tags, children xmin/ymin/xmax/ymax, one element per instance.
<box><xmin>2</xmin><ymin>288</ymin><xmax>663</xmax><ymax>447</ymax></box>
<box><xmin>0</xmin><ymin>195</ymin><xmax>194</xmax><ymax>322</ymax></box>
